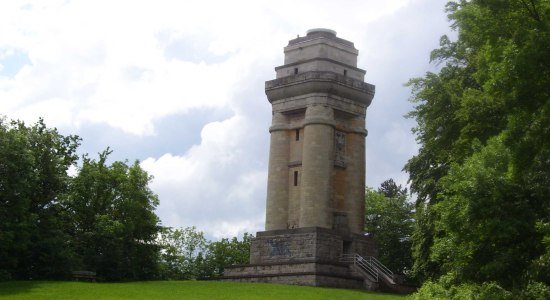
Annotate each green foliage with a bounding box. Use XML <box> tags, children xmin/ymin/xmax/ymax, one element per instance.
<box><xmin>520</xmin><ymin>281</ymin><xmax>550</xmax><ymax>300</ymax></box>
<box><xmin>412</xmin><ymin>275</ymin><xmax>550</xmax><ymax>299</ymax></box>
<box><xmin>0</xmin><ymin>116</ymin><xmax>161</xmax><ymax>281</ymax></box>
<box><xmin>405</xmin><ymin>0</ymin><xmax>550</xmax><ymax>288</ymax></box>
<box><xmin>157</xmin><ymin>226</ymin><xmax>208</xmax><ymax>280</ymax></box>
<box><xmin>0</xmin><ymin>116</ymin><xmax>249</xmax><ymax>282</ymax></box>
<box><xmin>430</xmin><ymin>136</ymin><xmax>540</xmax><ymax>286</ymax></box>
<box><xmin>157</xmin><ymin>227</ymin><xmax>252</xmax><ymax>281</ymax></box>
<box><xmin>364</xmin><ymin>180</ymin><xmax>414</xmax><ymax>276</ymax></box>
<box><xmin>198</xmin><ymin>233</ymin><xmax>252</xmax><ymax>279</ymax></box>
<box><xmin>66</xmin><ymin>149</ymin><xmax>160</xmax><ymax>281</ymax></box>
<box><xmin>526</xmin><ymin>221</ymin><xmax>550</xmax><ymax>285</ymax></box>
<box><xmin>0</xmin><ymin>117</ymin><xmax>80</xmax><ymax>280</ymax></box>
<box><xmin>412</xmin><ymin>278</ymin><xmax>513</xmax><ymax>300</ymax></box>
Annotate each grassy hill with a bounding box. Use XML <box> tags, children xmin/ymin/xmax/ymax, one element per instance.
<box><xmin>0</xmin><ymin>281</ymin><xmax>405</xmax><ymax>300</ymax></box>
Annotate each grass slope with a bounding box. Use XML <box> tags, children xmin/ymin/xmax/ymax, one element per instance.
<box><xmin>0</xmin><ymin>281</ymin><xmax>405</xmax><ymax>300</ymax></box>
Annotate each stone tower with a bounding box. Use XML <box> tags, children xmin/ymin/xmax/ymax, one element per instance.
<box><xmin>265</xmin><ymin>28</ymin><xmax>374</xmax><ymax>234</ymax></box>
<box><xmin>223</xmin><ymin>29</ymin><xmax>379</xmax><ymax>290</ymax></box>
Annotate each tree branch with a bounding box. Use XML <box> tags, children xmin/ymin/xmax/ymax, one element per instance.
<box><xmin>520</xmin><ymin>0</ymin><xmax>542</xmax><ymax>22</ymax></box>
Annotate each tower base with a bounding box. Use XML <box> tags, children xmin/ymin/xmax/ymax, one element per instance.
<box><xmin>221</xmin><ymin>227</ymin><xmax>378</xmax><ymax>290</ymax></box>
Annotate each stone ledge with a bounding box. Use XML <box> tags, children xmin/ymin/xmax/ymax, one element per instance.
<box><xmin>255</xmin><ymin>226</ymin><xmax>372</xmax><ymax>240</ymax></box>
<box><xmin>271</xmin><ymin>93</ymin><xmax>368</xmax><ymax>117</ymax></box>
<box><xmin>275</xmin><ymin>58</ymin><xmax>366</xmax><ymax>74</ymax></box>
<box><xmin>221</xmin><ymin>271</ymin><xmax>362</xmax><ymax>281</ymax></box>
<box><xmin>226</xmin><ymin>258</ymin><xmax>350</xmax><ymax>269</ymax></box>
<box><xmin>266</xmin><ymin>71</ymin><xmax>373</xmax><ymax>92</ymax></box>
<box><xmin>287</xmin><ymin>30</ymin><xmax>354</xmax><ymax>47</ymax></box>
<box><xmin>256</xmin><ymin>226</ymin><xmax>342</xmax><ymax>237</ymax></box>
<box><xmin>220</xmin><ymin>267</ymin><xmax>366</xmax><ymax>290</ymax></box>
<box><xmin>265</xmin><ymin>71</ymin><xmax>375</xmax><ymax>105</ymax></box>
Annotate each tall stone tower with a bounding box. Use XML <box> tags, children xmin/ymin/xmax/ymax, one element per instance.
<box><xmin>223</xmin><ymin>29</ymin><xmax>378</xmax><ymax>289</ymax></box>
<box><xmin>265</xmin><ymin>28</ymin><xmax>374</xmax><ymax>234</ymax></box>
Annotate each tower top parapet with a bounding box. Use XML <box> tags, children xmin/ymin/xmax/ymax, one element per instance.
<box><xmin>282</xmin><ymin>29</ymin><xmax>360</xmax><ymax>75</ymax></box>
<box><xmin>288</xmin><ymin>28</ymin><xmax>354</xmax><ymax>48</ymax></box>
<box><xmin>267</xmin><ymin>29</ymin><xmax>373</xmax><ymax>106</ymax></box>
<box><xmin>306</xmin><ymin>28</ymin><xmax>336</xmax><ymax>36</ymax></box>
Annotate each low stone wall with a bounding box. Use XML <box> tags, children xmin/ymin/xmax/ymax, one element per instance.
<box><xmin>250</xmin><ymin>227</ymin><xmax>376</xmax><ymax>265</ymax></box>
<box><xmin>222</xmin><ymin>227</ymin><xmax>379</xmax><ymax>290</ymax></box>
<box><xmin>225</xmin><ymin>260</ymin><xmax>355</xmax><ymax>278</ymax></box>
<box><xmin>222</xmin><ymin>261</ymin><xmax>364</xmax><ymax>289</ymax></box>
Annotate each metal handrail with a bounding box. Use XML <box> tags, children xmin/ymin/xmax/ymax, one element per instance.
<box><xmin>341</xmin><ymin>253</ymin><xmax>395</xmax><ymax>284</ymax></box>
<box><xmin>369</xmin><ymin>256</ymin><xmax>393</xmax><ymax>279</ymax></box>
<box><xmin>355</xmin><ymin>255</ymin><xmax>378</xmax><ymax>281</ymax></box>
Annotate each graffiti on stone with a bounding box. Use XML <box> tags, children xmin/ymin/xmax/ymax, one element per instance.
<box><xmin>267</xmin><ymin>239</ymin><xmax>291</xmax><ymax>257</ymax></box>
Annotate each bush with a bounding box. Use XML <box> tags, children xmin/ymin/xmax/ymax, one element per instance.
<box><xmin>519</xmin><ymin>282</ymin><xmax>550</xmax><ymax>300</ymax></box>
<box><xmin>412</xmin><ymin>279</ymin><xmax>512</xmax><ymax>300</ymax></box>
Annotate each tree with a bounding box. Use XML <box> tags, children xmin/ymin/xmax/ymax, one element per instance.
<box><xmin>406</xmin><ymin>0</ymin><xmax>549</xmax><ymax>292</ymax></box>
<box><xmin>197</xmin><ymin>233</ymin><xmax>252</xmax><ymax>280</ymax></box>
<box><xmin>431</xmin><ymin>136</ymin><xmax>539</xmax><ymax>286</ymax></box>
<box><xmin>156</xmin><ymin>227</ymin><xmax>252</xmax><ymax>280</ymax></box>
<box><xmin>364</xmin><ymin>179</ymin><xmax>414</xmax><ymax>275</ymax></box>
<box><xmin>66</xmin><ymin>149</ymin><xmax>160</xmax><ymax>281</ymax></box>
<box><xmin>0</xmin><ymin>117</ymin><xmax>163</xmax><ymax>281</ymax></box>
<box><xmin>157</xmin><ymin>226</ymin><xmax>208</xmax><ymax>280</ymax></box>
<box><xmin>0</xmin><ymin>117</ymin><xmax>80</xmax><ymax>280</ymax></box>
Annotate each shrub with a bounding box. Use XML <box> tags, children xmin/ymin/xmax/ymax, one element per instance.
<box><xmin>519</xmin><ymin>282</ymin><xmax>550</xmax><ymax>300</ymax></box>
<box><xmin>412</xmin><ymin>278</ymin><xmax>512</xmax><ymax>300</ymax></box>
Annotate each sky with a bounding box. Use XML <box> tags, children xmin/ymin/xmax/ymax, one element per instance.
<box><xmin>0</xmin><ymin>0</ymin><xmax>452</xmax><ymax>239</ymax></box>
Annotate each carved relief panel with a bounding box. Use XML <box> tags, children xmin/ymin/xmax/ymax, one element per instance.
<box><xmin>335</xmin><ymin>130</ymin><xmax>346</xmax><ymax>167</ymax></box>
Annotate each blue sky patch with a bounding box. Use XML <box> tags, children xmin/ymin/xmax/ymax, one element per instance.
<box><xmin>0</xmin><ymin>49</ymin><xmax>32</xmax><ymax>77</ymax></box>
<box><xmin>20</xmin><ymin>3</ymin><xmax>32</xmax><ymax>10</ymax></box>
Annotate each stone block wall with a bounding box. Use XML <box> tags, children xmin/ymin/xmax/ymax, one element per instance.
<box><xmin>249</xmin><ymin>227</ymin><xmax>376</xmax><ymax>264</ymax></box>
<box><xmin>223</xmin><ymin>227</ymin><xmax>378</xmax><ymax>290</ymax></box>
<box><xmin>222</xmin><ymin>261</ymin><xmax>365</xmax><ymax>289</ymax></box>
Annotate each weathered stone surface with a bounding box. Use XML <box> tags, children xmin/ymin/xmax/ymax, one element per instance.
<box><xmin>266</xmin><ymin>71</ymin><xmax>374</xmax><ymax>105</ymax></box>
<box><xmin>264</xmin><ymin>29</ymin><xmax>374</xmax><ymax>235</ymax></box>
<box><xmin>249</xmin><ymin>227</ymin><xmax>376</xmax><ymax>264</ymax></box>
<box><xmin>227</xmin><ymin>29</ymin><xmax>379</xmax><ymax>290</ymax></box>
<box><xmin>222</xmin><ymin>227</ymin><xmax>377</xmax><ymax>289</ymax></box>
<box><xmin>265</xmin><ymin>112</ymin><xmax>289</xmax><ymax>231</ymax></box>
<box><xmin>222</xmin><ymin>259</ymin><xmax>369</xmax><ymax>289</ymax></box>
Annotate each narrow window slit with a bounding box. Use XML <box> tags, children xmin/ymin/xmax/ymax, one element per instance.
<box><xmin>293</xmin><ymin>171</ymin><xmax>298</xmax><ymax>186</ymax></box>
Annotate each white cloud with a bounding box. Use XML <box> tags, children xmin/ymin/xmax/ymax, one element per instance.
<box><xmin>141</xmin><ymin>115</ymin><xmax>267</xmax><ymax>239</ymax></box>
<box><xmin>0</xmin><ymin>0</ymin><xmax>451</xmax><ymax>238</ymax></box>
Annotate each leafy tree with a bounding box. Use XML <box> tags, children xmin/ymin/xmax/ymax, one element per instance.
<box><xmin>198</xmin><ymin>233</ymin><xmax>252</xmax><ymax>280</ymax></box>
<box><xmin>156</xmin><ymin>227</ymin><xmax>252</xmax><ymax>280</ymax></box>
<box><xmin>378</xmin><ymin>178</ymin><xmax>408</xmax><ymax>199</ymax></box>
<box><xmin>157</xmin><ymin>226</ymin><xmax>208</xmax><ymax>280</ymax></box>
<box><xmin>66</xmin><ymin>149</ymin><xmax>160</xmax><ymax>281</ymax></box>
<box><xmin>406</xmin><ymin>0</ymin><xmax>549</xmax><ymax>292</ymax></box>
<box><xmin>0</xmin><ymin>117</ymin><xmax>80</xmax><ymax>280</ymax></box>
<box><xmin>0</xmin><ymin>117</ymin><xmax>162</xmax><ymax>281</ymax></box>
<box><xmin>431</xmin><ymin>136</ymin><xmax>538</xmax><ymax>286</ymax></box>
<box><xmin>364</xmin><ymin>179</ymin><xmax>414</xmax><ymax>275</ymax></box>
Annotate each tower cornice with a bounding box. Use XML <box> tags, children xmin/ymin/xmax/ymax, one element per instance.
<box><xmin>265</xmin><ymin>71</ymin><xmax>375</xmax><ymax>106</ymax></box>
<box><xmin>274</xmin><ymin>58</ymin><xmax>366</xmax><ymax>75</ymax></box>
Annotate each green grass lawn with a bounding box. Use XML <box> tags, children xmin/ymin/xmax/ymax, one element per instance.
<box><xmin>0</xmin><ymin>281</ymin><xmax>406</xmax><ymax>300</ymax></box>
